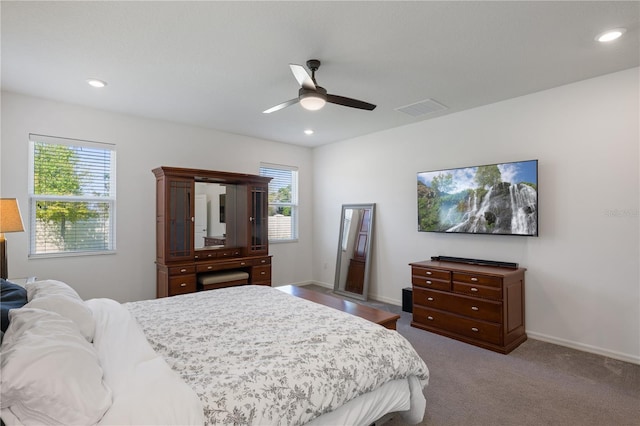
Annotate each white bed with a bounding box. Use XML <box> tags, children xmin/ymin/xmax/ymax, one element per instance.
<box><xmin>1</xmin><ymin>281</ymin><xmax>429</xmax><ymax>425</ymax></box>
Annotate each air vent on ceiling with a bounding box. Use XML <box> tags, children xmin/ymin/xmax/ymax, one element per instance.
<box><xmin>395</xmin><ymin>98</ymin><xmax>448</xmax><ymax>117</ymax></box>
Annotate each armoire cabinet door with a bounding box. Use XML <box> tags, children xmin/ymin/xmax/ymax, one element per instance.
<box><xmin>167</xmin><ymin>177</ymin><xmax>194</xmax><ymax>261</ymax></box>
<box><xmin>248</xmin><ymin>185</ymin><xmax>268</xmax><ymax>255</ymax></box>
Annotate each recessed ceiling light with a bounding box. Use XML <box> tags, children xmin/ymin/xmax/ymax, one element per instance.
<box><xmin>595</xmin><ymin>28</ymin><xmax>626</xmax><ymax>42</ymax></box>
<box><xmin>86</xmin><ymin>78</ymin><xmax>107</xmax><ymax>88</ymax></box>
<box><xmin>304</xmin><ymin>129</ymin><xmax>314</xmax><ymax>135</ymax></box>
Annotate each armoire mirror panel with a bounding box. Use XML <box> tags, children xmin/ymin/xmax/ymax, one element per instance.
<box><xmin>194</xmin><ymin>182</ymin><xmax>238</xmax><ymax>249</ymax></box>
<box><xmin>334</xmin><ymin>203</ymin><xmax>375</xmax><ymax>301</ymax></box>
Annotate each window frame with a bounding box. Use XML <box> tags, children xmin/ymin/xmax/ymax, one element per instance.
<box><xmin>259</xmin><ymin>162</ymin><xmax>298</xmax><ymax>243</ymax></box>
<box><xmin>28</xmin><ymin>134</ymin><xmax>116</xmax><ymax>258</ymax></box>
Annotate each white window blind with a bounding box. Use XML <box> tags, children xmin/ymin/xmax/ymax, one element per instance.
<box><xmin>259</xmin><ymin>163</ymin><xmax>298</xmax><ymax>242</ymax></box>
<box><xmin>28</xmin><ymin>134</ymin><xmax>116</xmax><ymax>256</ymax></box>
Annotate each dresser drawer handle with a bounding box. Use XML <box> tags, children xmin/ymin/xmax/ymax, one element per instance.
<box><xmin>470</xmin><ymin>277</ymin><xmax>478</xmax><ymax>282</ymax></box>
<box><xmin>425</xmin><ymin>271</ymin><xmax>432</xmax><ymax>275</ymax></box>
<box><xmin>207</xmin><ymin>254</ymin><xmax>213</xmax><ymax>258</ymax></box>
<box><xmin>180</xmin><ymin>283</ymin><xmax>187</xmax><ymax>287</ymax></box>
<box><xmin>180</xmin><ymin>268</ymin><xmax>187</xmax><ymax>273</ymax></box>
<box><xmin>426</xmin><ymin>280</ymin><xmax>432</xmax><ymax>285</ymax></box>
<box><xmin>427</xmin><ymin>316</ymin><xmax>434</xmax><ymax>321</ymax></box>
<box><xmin>260</xmin><ymin>271</ymin><xmax>266</xmax><ymax>275</ymax></box>
<box><xmin>471</xmin><ymin>306</ymin><xmax>479</xmax><ymax>311</ymax></box>
<box><xmin>240</xmin><ymin>262</ymin><xmax>246</xmax><ymax>265</ymax></box>
<box><xmin>471</xmin><ymin>327</ymin><xmax>479</xmax><ymax>332</ymax></box>
<box><xmin>261</xmin><ymin>260</ymin><xmax>266</xmax><ymax>263</ymax></box>
<box><xmin>427</xmin><ymin>297</ymin><xmax>434</xmax><ymax>301</ymax></box>
<box><xmin>470</xmin><ymin>287</ymin><xmax>478</xmax><ymax>292</ymax></box>
<box><xmin>207</xmin><ymin>266</ymin><xmax>213</xmax><ymax>270</ymax></box>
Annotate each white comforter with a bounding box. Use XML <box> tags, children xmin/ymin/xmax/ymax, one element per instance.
<box><xmin>125</xmin><ymin>285</ymin><xmax>429</xmax><ymax>426</ymax></box>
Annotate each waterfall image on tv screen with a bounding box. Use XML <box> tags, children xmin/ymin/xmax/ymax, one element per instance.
<box><xmin>417</xmin><ymin>159</ymin><xmax>538</xmax><ymax>236</ymax></box>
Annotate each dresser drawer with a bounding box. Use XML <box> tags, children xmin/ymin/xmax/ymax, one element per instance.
<box><xmin>197</xmin><ymin>259</ymin><xmax>243</xmax><ymax>273</ymax></box>
<box><xmin>453</xmin><ymin>272</ymin><xmax>502</xmax><ymax>288</ymax></box>
<box><xmin>216</xmin><ymin>248</ymin><xmax>242</xmax><ymax>258</ymax></box>
<box><xmin>194</xmin><ymin>248</ymin><xmax>242</xmax><ymax>260</ymax></box>
<box><xmin>412</xmin><ymin>276</ymin><xmax>451</xmax><ymax>291</ymax></box>
<box><xmin>168</xmin><ymin>275</ymin><xmax>196</xmax><ymax>296</ymax></box>
<box><xmin>251</xmin><ymin>265</ymin><xmax>271</xmax><ymax>282</ymax></box>
<box><xmin>453</xmin><ymin>282</ymin><xmax>502</xmax><ymax>301</ymax></box>
<box><xmin>413</xmin><ymin>306</ymin><xmax>502</xmax><ymax>346</ymax></box>
<box><xmin>413</xmin><ymin>287</ymin><xmax>502</xmax><ymax>323</ymax></box>
<box><xmin>252</xmin><ymin>256</ymin><xmax>271</xmax><ymax>266</ymax></box>
<box><xmin>168</xmin><ymin>265</ymin><xmax>196</xmax><ymax>275</ymax></box>
<box><xmin>194</xmin><ymin>250</ymin><xmax>217</xmax><ymax>260</ymax></box>
<box><xmin>412</xmin><ymin>267</ymin><xmax>450</xmax><ymax>281</ymax></box>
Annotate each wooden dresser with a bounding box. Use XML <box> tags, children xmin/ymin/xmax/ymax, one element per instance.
<box><xmin>410</xmin><ymin>259</ymin><xmax>526</xmax><ymax>354</ymax></box>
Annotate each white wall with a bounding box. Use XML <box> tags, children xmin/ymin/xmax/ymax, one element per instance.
<box><xmin>312</xmin><ymin>68</ymin><xmax>639</xmax><ymax>364</ymax></box>
<box><xmin>1</xmin><ymin>69</ymin><xmax>638</xmax><ymax>364</ymax></box>
<box><xmin>0</xmin><ymin>91</ymin><xmax>314</xmax><ymax>302</ymax></box>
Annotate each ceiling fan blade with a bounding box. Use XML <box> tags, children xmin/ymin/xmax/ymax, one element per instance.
<box><xmin>326</xmin><ymin>94</ymin><xmax>376</xmax><ymax>111</ymax></box>
<box><xmin>289</xmin><ymin>64</ymin><xmax>316</xmax><ymax>90</ymax></box>
<box><xmin>263</xmin><ymin>98</ymin><xmax>299</xmax><ymax>114</ymax></box>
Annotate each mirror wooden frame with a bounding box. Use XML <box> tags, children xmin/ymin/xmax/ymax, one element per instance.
<box><xmin>333</xmin><ymin>203</ymin><xmax>375</xmax><ymax>301</ymax></box>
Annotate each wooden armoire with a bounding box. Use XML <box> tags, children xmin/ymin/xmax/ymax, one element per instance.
<box><xmin>153</xmin><ymin>167</ymin><xmax>272</xmax><ymax>298</ymax></box>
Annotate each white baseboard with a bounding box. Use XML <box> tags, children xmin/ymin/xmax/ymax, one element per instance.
<box><xmin>527</xmin><ymin>331</ymin><xmax>640</xmax><ymax>365</ymax></box>
<box><xmin>369</xmin><ymin>293</ymin><xmax>402</xmax><ymax>306</ymax></box>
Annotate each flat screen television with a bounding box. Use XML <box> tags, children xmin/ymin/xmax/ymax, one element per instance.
<box><xmin>417</xmin><ymin>159</ymin><xmax>538</xmax><ymax>236</ymax></box>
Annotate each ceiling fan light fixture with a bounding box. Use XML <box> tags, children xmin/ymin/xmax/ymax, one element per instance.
<box><xmin>299</xmin><ymin>92</ymin><xmax>326</xmax><ymax>111</ymax></box>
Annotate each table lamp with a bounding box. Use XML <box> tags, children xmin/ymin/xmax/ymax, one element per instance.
<box><xmin>0</xmin><ymin>198</ymin><xmax>25</xmax><ymax>279</ymax></box>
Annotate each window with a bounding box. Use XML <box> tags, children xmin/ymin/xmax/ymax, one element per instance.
<box><xmin>259</xmin><ymin>163</ymin><xmax>298</xmax><ymax>242</ymax></box>
<box><xmin>28</xmin><ymin>134</ymin><xmax>116</xmax><ymax>256</ymax></box>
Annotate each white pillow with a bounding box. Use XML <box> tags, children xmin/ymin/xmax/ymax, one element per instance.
<box><xmin>25</xmin><ymin>279</ymin><xmax>95</xmax><ymax>341</ymax></box>
<box><xmin>0</xmin><ymin>308</ymin><xmax>112</xmax><ymax>425</ymax></box>
<box><xmin>87</xmin><ymin>298</ymin><xmax>205</xmax><ymax>425</ymax></box>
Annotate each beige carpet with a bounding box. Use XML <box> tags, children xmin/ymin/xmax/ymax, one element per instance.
<box><xmin>302</xmin><ymin>285</ymin><xmax>640</xmax><ymax>426</ymax></box>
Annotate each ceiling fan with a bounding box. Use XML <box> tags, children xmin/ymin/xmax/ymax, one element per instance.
<box><xmin>263</xmin><ymin>59</ymin><xmax>376</xmax><ymax>114</ymax></box>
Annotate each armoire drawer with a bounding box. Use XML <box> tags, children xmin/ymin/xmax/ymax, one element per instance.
<box><xmin>413</xmin><ymin>306</ymin><xmax>502</xmax><ymax>346</ymax></box>
<box><xmin>251</xmin><ymin>265</ymin><xmax>271</xmax><ymax>282</ymax></box>
<box><xmin>168</xmin><ymin>275</ymin><xmax>197</xmax><ymax>296</ymax></box>
<box><xmin>168</xmin><ymin>265</ymin><xmax>196</xmax><ymax>275</ymax></box>
<box><xmin>252</xmin><ymin>256</ymin><xmax>271</xmax><ymax>266</ymax></box>
<box><xmin>194</xmin><ymin>248</ymin><xmax>242</xmax><ymax>260</ymax></box>
<box><xmin>413</xmin><ymin>287</ymin><xmax>502</xmax><ymax>323</ymax></box>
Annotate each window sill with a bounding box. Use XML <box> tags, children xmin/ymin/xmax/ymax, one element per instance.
<box><xmin>269</xmin><ymin>239</ymin><xmax>298</xmax><ymax>244</ymax></box>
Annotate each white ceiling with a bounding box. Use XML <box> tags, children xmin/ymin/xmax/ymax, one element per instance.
<box><xmin>1</xmin><ymin>1</ymin><xmax>638</xmax><ymax>147</ymax></box>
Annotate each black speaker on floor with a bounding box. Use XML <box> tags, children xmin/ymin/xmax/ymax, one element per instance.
<box><xmin>402</xmin><ymin>287</ymin><xmax>413</xmax><ymax>313</ymax></box>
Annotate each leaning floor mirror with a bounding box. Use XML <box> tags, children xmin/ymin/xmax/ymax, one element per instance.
<box><xmin>334</xmin><ymin>203</ymin><xmax>375</xmax><ymax>301</ymax></box>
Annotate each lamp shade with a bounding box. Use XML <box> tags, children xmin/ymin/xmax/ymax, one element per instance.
<box><xmin>0</xmin><ymin>198</ymin><xmax>25</xmax><ymax>234</ymax></box>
